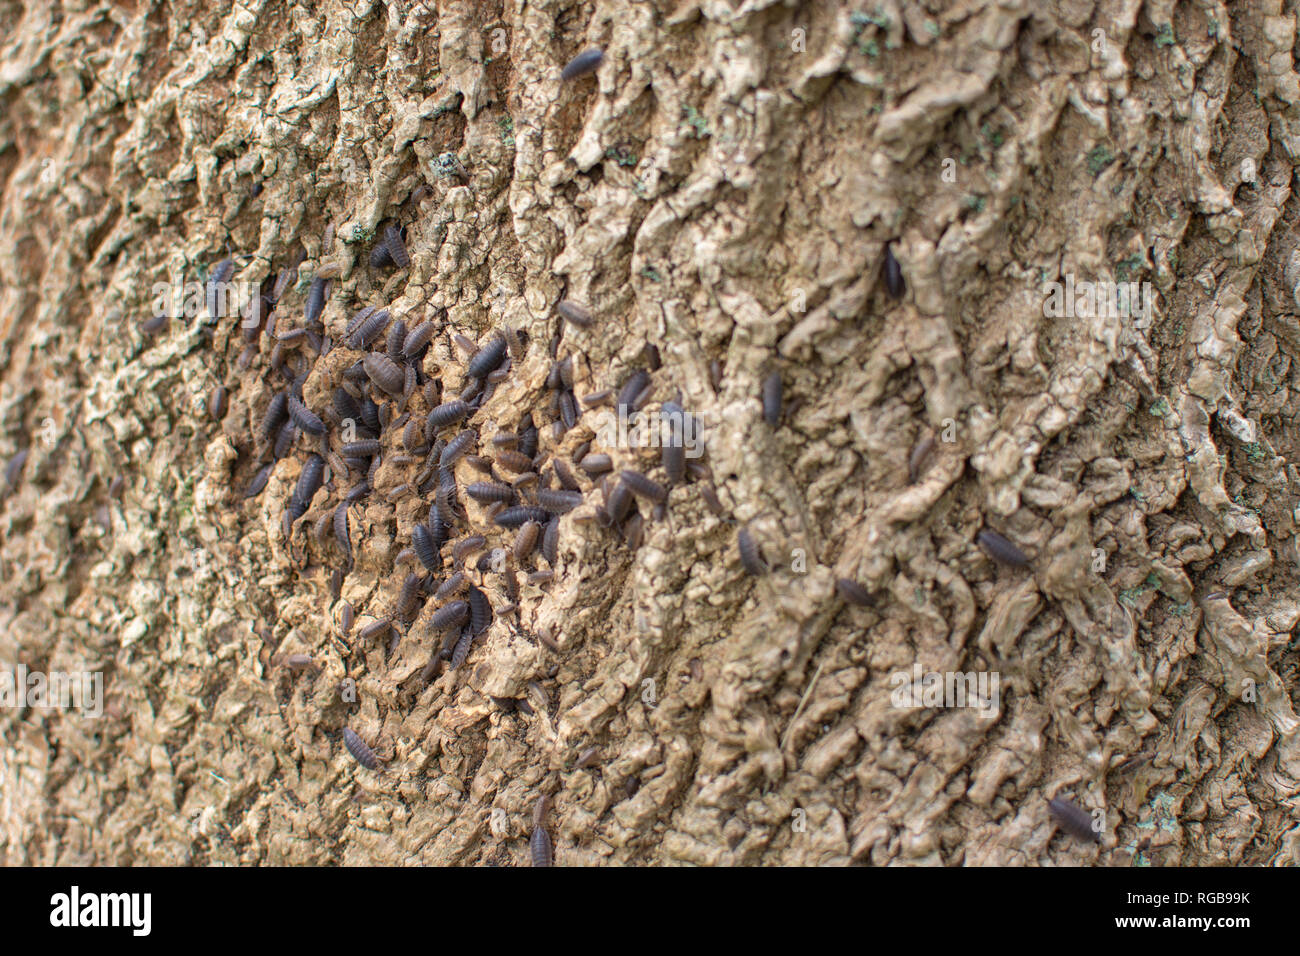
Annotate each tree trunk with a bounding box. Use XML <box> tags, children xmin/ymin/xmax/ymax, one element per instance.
<box><xmin>2</xmin><ymin>0</ymin><xmax>1299</xmax><ymax>866</ymax></box>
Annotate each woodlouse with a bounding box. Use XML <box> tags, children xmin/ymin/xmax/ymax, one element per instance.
<box><xmin>288</xmin><ymin>394</ymin><xmax>326</xmax><ymax>436</ymax></box>
<box><xmin>427</xmin><ymin>401</ymin><xmax>471</xmax><ymax>431</ymax></box>
<box><xmin>364</xmin><ymin>353</ymin><xmax>405</xmax><ymax>396</ymax></box>
<box><xmin>404</xmin><ymin>322</ymin><xmax>435</xmax><ymax>358</ymax></box>
<box><xmin>348</xmin><ymin>308</ymin><xmax>392</xmax><ymax>349</ymax></box>
<box><xmin>883</xmin><ymin>244</ymin><xmax>904</xmax><ymax>299</ymax></box>
<box><xmin>430</xmin><ymin>601</ymin><xmax>470</xmax><ymax>631</ymax></box>
<box><xmin>1047</xmin><ymin>796</ymin><xmax>1101</xmax><ymax>843</ymax></box>
<box><xmin>761</xmin><ymin>371</ymin><xmax>782</xmax><ymax>426</ymax></box>
<box><xmin>619</xmin><ymin>469</ymin><xmax>667</xmax><ymax>503</ymax></box>
<box><xmin>412</xmin><ymin>523</ymin><xmax>441</xmax><ymax>571</ymax></box>
<box><xmin>466</xmin><ymin>334</ymin><xmax>508</xmax><ymax>379</ymax></box>
<box><xmin>440</xmin><ymin>431</ymin><xmax>476</xmax><ymax>466</ymax></box>
<box><xmin>384</xmin><ymin>224</ymin><xmax>410</xmax><ymax>268</ymax></box>
<box><xmin>737</xmin><ymin>527</ymin><xmax>767</xmax><ymax>576</ymax></box>
<box><xmin>342</xmin><ymin>727</ymin><xmax>380</xmax><ymax>770</ymax></box>
<box><xmin>908</xmin><ymin>435</ymin><xmax>935</xmax><ymax>484</ymax></box>
<box><xmin>495</xmin><ymin>506</ymin><xmax>552</xmax><ymax>528</ymax></box>
<box><xmin>836</xmin><ymin>578</ymin><xmax>873</xmax><ymax>606</ymax></box>
<box><xmin>536</xmin><ymin>488</ymin><xmax>583</xmax><ymax>514</ymax></box>
<box><xmin>467</xmin><ymin>481</ymin><xmax>516</xmax><ymax>504</ymax></box>
<box><xmin>561</xmin><ymin>47</ymin><xmax>604</xmax><ymax>81</ymax></box>
<box><xmin>542</xmin><ymin>518</ymin><xmax>559</xmax><ymax>565</ymax></box>
<box><xmin>304</xmin><ymin>276</ymin><xmax>328</xmax><ymax>325</ymax></box>
<box><xmin>208</xmin><ymin>385</ymin><xmax>228</xmax><ymax>420</ymax></box>
<box><xmin>556</xmin><ymin>299</ymin><xmax>594</xmax><ymax>327</ymax></box>
<box><xmin>976</xmin><ymin>529</ymin><xmax>1029</xmax><ymax>567</ymax></box>
<box><xmin>579</xmin><ymin>453</ymin><xmax>612</xmax><ymax>475</ymax></box>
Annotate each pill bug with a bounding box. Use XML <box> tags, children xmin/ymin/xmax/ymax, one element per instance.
<box><xmin>334</xmin><ymin>502</ymin><xmax>351</xmax><ymax>561</ymax></box>
<box><xmin>412</xmin><ymin>523</ymin><xmax>442</xmax><ymax>571</ymax></box>
<box><xmin>976</xmin><ymin>529</ymin><xmax>1029</xmax><ymax>567</ymax></box>
<box><xmin>291</xmin><ymin>455</ymin><xmax>326</xmax><ymax>512</ymax></box>
<box><xmin>244</xmin><ymin>463</ymin><xmax>273</xmax><ymax>498</ymax></box>
<box><xmin>605</xmin><ymin>480</ymin><xmax>634</xmax><ymax>524</ymax></box>
<box><xmin>467</xmin><ymin>481</ymin><xmax>516</xmax><ymax>504</ymax></box>
<box><xmin>348</xmin><ymin>308</ymin><xmax>392</xmax><ymax>349</ymax></box>
<box><xmin>466</xmin><ymin>334</ymin><xmax>508</xmax><ymax>379</ymax></box>
<box><xmin>395</xmin><ymin>572</ymin><xmax>424</xmax><ymax>621</ymax></box>
<box><xmin>619</xmin><ymin>469</ymin><xmax>667</xmax><ymax>503</ymax></box>
<box><xmin>1047</xmin><ymin>796</ymin><xmax>1101</xmax><ymax>843</ymax></box>
<box><xmin>386</xmin><ymin>318</ymin><xmax>408</xmax><ymax>361</ymax></box>
<box><xmin>579</xmin><ymin>453</ymin><xmax>613</xmax><ymax>475</ymax></box>
<box><xmin>468</xmin><ymin>585</ymin><xmax>492</xmax><ymax>634</ymax></box>
<box><xmin>342</xmin><ymin>727</ymin><xmax>380</xmax><ymax>770</ymax></box>
<box><xmin>582</xmin><ymin>389</ymin><xmax>614</xmax><ymax>408</ymax></box>
<box><xmin>208</xmin><ymin>385</ymin><xmax>228</xmax><ymax>420</ymax></box>
<box><xmin>761</xmin><ymin>371</ymin><xmax>782</xmax><ymax>426</ymax></box>
<box><xmin>359</xmin><ymin>618</ymin><xmax>392</xmax><ymax>643</ymax></box>
<box><xmin>575</xmin><ymin>747</ymin><xmax>600</xmax><ymax>770</ymax></box>
<box><xmin>260</xmin><ymin>391</ymin><xmax>291</xmax><ymax>440</ymax></box>
<box><xmin>552</xmin><ymin>457</ymin><xmax>580</xmax><ymax>492</ymax></box>
<box><xmin>341</xmin><ymin>439</ymin><xmax>381</xmax><ymax>458</ymax></box>
<box><xmin>883</xmin><ymin>244</ymin><xmax>905</xmax><ymax>298</ymax></box>
<box><xmin>556</xmin><ymin>298</ymin><xmax>594</xmax><ymax>327</ymax></box>
<box><xmin>836</xmin><ymin>578</ymin><xmax>873</xmax><ymax>606</ymax></box>
<box><xmin>430</xmin><ymin>600</ymin><xmax>470</xmax><ymax>631</ymax></box>
<box><xmin>436</xmin><ymin>572</ymin><xmax>468</xmax><ymax>600</ymax></box>
<box><xmin>737</xmin><ymin>527</ymin><xmax>767</xmax><ymax>576</ymax></box>
<box><xmin>559</xmin><ymin>391</ymin><xmax>578</xmax><ymax>430</ymax></box>
<box><xmin>304</xmin><ymin>276</ymin><xmax>328</xmax><ymax>325</ymax></box>
<box><xmin>404</xmin><ymin>321</ymin><xmax>436</xmax><ymax>358</ymax></box>
<box><xmin>340</xmin><ymin>601</ymin><xmax>354</xmax><ymax>634</ymax></box>
<box><xmin>452</xmin><ymin>534</ymin><xmax>487</xmax><ymax>565</ymax></box>
<box><xmin>370</xmin><ymin>242</ymin><xmax>394</xmax><ymax>269</ymax></box>
<box><xmin>495</xmin><ymin>449</ymin><xmax>534</xmax><ymax>473</ymax></box>
<box><xmin>384</xmin><ymin>224</ymin><xmax>410</xmax><ymax>268</ymax></box>
<box><xmin>440</xmin><ymin>430</ymin><xmax>476</xmax><ymax>466</ymax></box>
<box><xmin>364</xmin><ymin>353</ymin><xmax>405</xmax><ymax>396</ymax></box>
<box><xmin>514</xmin><ymin>520</ymin><xmax>541</xmax><ymax>561</ymax></box>
<box><xmin>449</xmin><ymin>626</ymin><xmax>473</xmax><ymax>668</ymax></box>
<box><xmin>617</xmin><ymin>370</ymin><xmax>650</xmax><ymax>415</ymax></box>
<box><xmin>536</xmin><ymin>488</ymin><xmax>583</xmax><ymax>514</ymax></box>
<box><xmin>542</xmin><ymin>518</ymin><xmax>559</xmax><ymax>565</ymax></box>
<box><xmin>427</xmin><ymin>401</ymin><xmax>471</xmax><ymax>431</ymax></box>
<box><xmin>495</xmin><ymin>505</ymin><xmax>553</xmax><ymax>528</ymax></box>
<box><xmin>287</xmin><ymin>394</ymin><xmax>326</xmax><ymax>436</ymax></box>
<box><xmin>908</xmin><ymin>435</ymin><xmax>936</xmax><ymax>484</ymax></box>
<box><xmin>561</xmin><ymin>47</ymin><xmax>604</xmax><ymax>81</ymax></box>
<box><xmin>530</xmin><ymin>822</ymin><xmax>553</xmax><ymax>866</ymax></box>
<box><xmin>660</xmin><ymin>404</ymin><xmax>686</xmax><ymax>483</ymax></box>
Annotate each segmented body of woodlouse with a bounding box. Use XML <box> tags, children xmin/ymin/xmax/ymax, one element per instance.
<box><xmin>305</xmin><ymin>276</ymin><xmax>328</xmax><ymax>325</ymax></box>
<box><xmin>452</xmin><ymin>534</ymin><xmax>487</xmax><ymax>565</ymax></box>
<box><xmin>536</xmin><ymin>488</ymin><xmax>582</xmax><ymax>514</ymax></box>
<box><xmin>208</xmin><ymin>386</ymin><xmax>228</xmax><ymax>420</ymax></box>
<box><xmin>412</xmin><ymin>523</ymin><xmax>441</xmax><ymax>571</ymax></box>
<box><xmin>660</xmin><ymin>401</ymin><xmax>686</xmax><ymax>482</ymax></box>
<box><xmin>908</xmin><ymin>435</ymin><xmax>935</xmax><ymax>484</ymax></box>
<box><xmin>836</xmin><ymin>578</ymin><xmax>873</xmax><ymax>606</ymax></box>
<box><xmin>977</xmin><ymin>529</ymin><xmax>1029</xmax><ymax>567</ymax></box>
<box><xmin>761</xmin><ymin>371</ymin><xmax>782</xmax><ymax>426</ymax></box>
<box><xmin>384</xmin><ymin>224</ymin><xmax>410</xmax><ymax>268</ymax></box>
<box><xmin>342</xmin><ymin>727</ymin><xmax>380</xmax><ymax>770</ymax></box>
<box><xmin>427</xmin><ymin>401</ymin><xmax>471</xmax><ymax>431</ymax></box>
<box><xmin>617</xmin><ymin>370</ymin><xmax>650</xmax><ymax>415</ymax></box>
<box><xmin>288</xmin><ymin>394</ymin><xmax>325</xmax><ymax>436</ymax></box>
<box><xmin>430</xmin><ymin>601</ymin><xmax>470</xmax><ymax>631</ymax></box>
<box><xmin>364</xmin><ymin>353</ymin><xmax>405</xmax><ymax>396</ymax></box>
<box><xmin>495</xmin><ymin>506</ymin><xmax>553</xmax><ymax>528</ymax></box>
<box><xmin>466</xmin><ymin>334</ymin><xmax>508</xmax><ymax>379</ymax></box>
<box><xmin>244</xmin><ymin>463</ymin><xmax>273</xmax><ymax>498</ymax></box>
<box><xmin>1047</xmin><ymin>796</ymin><xmax>1100</xmax><ymax>843</ymax></box>
<box><xmin>290</xmin><ymin>455</ymin><xmax>325</xmax><ymax>517</ymax></box>
<box><xmin>341</xmin><ymin>439</ymin><xmax>381</xmax><ymax>458</ymax></box>
<box><xmin>605</xmin><ymin>480</ymin><xmax>634</xmax><ymax>524</ymax></box>
<box><xmin>404</xmin><ymin>322</ymin><xmax>435</xmax><ymax>358</ymax></box>
<box><xmin>334</xmin><ymin>502</ymin><xmax>351</xmax><ymax>561</ymax></box>
<box><xmin>530</xmin><ymin>823</ymin><xmax>553</xmax><ymax>866</ymax></box>
<box><xmin>561</xmin><ymin>47</ymin><xmax>603</xmax><ymax>81</ymax></box>
<box><xmin>436</xmin><ymin>572</ymin><xmax>468</xmax><ymax>600</ymax></box>
<box><xmin>348</xmin><ymin>308</ymin><xmax>392</xmax><ymax>349</ymax></box>
<box><xmin>737</xmin><ymin>527</ymin><xmax>767</xmax><ymax>575</ymax></box>
<box><xmin>467</xmin><ymin>481</ymin><xmax>516</xmax><ymax>504</ymax></box>
<box><xmin>542</xmin><ymin>518</ymin><xmax>559</xmax><ymax>565</ymax></box>
<box><xmin>493</xmin><ymin>449</ymin><xmax>533</xmax><ymax>473</ymax></box>
<box><xmin>261</xmin><ymin>391</ymin><xmax>290</xmax><ymax>439</ymax></box>
<box><xmin>449</xmin><ymin>626</ymin><xmax>473</xmax><ymax>668</ymax></box>
<box><xmin>883</xmin><ymin>244</ymin><xmax>904</xmax><ymax>299</ymax></box>
<box><xmin>579</xmin><ymin>453</ymin><xmax>613</xmax><ymax>475</ymax></box>
<box><xmin>395</xmin><ymin>572</ymin><xmax>424</xmax><ymax>620</ymax></box>
<box><xmin>440</xmin><ymin>431</ymin><xmax>476</xmax><ymax>466</ymax></box>
<box><xmin>358</xmin><ymin>618</ymin><xmax>392</xmax><ymax>642</ymax></box>
<box><xmin>620</xmin><ymin>469</ymin><xmax>667</xmax><ymax>503</ymax></box>
<box><xmin>468</xmin><ymin>586</ymin><xmax>492</xmax><ymax>634</ymax></box>
<box><xmin>513</xmin><ymin>521</ymin><xmax>541</xmax><ymax>560</ymax></box>
<box><xmin>556</xmin><ymin>299</ymin><xmax>594</xmax><ymax>327</ymax></box>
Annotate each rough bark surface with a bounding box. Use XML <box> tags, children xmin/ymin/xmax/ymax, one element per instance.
<box><xmin>3</xmin><ymin>0</ymin><xmax>1300</xmax><ymax>866</ymax></box>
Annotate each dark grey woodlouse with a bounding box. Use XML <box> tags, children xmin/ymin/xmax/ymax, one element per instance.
<box><xmin>427</xmin><ymin>401</ymin><xmax>471</xmax><ymax>430</ymax></box>
<box><xmin>348</xmin><ymin>308</ymin><xmax>392</xmax><ymax>349</ymax></box>
<box><xmin>244</xmin><ymin>463</ymin><xmax>273</xmax><ymax>498</ymax></box>
<box><xmin>342</xmin><ymin>727</ymin><xmax>380</xmax><ymax>770</ymax></box>
<box><xmin>440</xmin><ymin>431</ymin><xmax>476</xmax><ymax>466</ymax></box>
<box><xmin>449</xmin><ymin>626</ymin><xmax>473</xmax><ymax>668</ymax></box>
<box><xmin>466</xmin><ymin>334</ymin><xmax>508</xmax><ymax>379</ymax></box>
<box><xmin>836</xmin><ymin>578</ymin><xmax>873</xmax><ymax>606</ymax></box>
<box><xmin>495</xmin><ymin>505</ymin><xmax>553</xmax><ymax>528</ymax></box>
<box><xmin>530</xmin><ymin>823</ymin><xmax>553</xmax><ymax>866</ymax></box>
<box><xmin>334</xmin><ymin>502</ymin><xmax>351</xmax><ymax>561</ymax></box>
<box><xmin>579</xmin><ymin>453</ymin><xmax>613</xmax><ymax>475</ymax></box>
<box><xmin>384</xmin><ymin>224</ymin><xmax>410</xmax><ymax>268</ymax></box>
<box><xmin>358</xmin><ymin>618</ymin><xmax>392</xmax><ymax>643</ymax></box>
<box><xmin>452</xmin><ymin>534</ymin><xmax>487</xmax><ymax>565</ymax></box>
<box><xmin>364</xmin><ymin>353</ymin><xmax>405</xmax><ymax>396</ymax></box>
<box><xmin>1047</xmin><ymin>796</ymin><xmax>1101</xmax><ymax>843</ymax></box>
<box><xmin>542</xmin><ymin>518</ymin><xmax>559</xmax><ymax>566</ymax></box>
<box><xmin>556</xmin><ymin>298</ymin><xmax>594</xmax><ymax>327</ymax></box>
<box><xmin>208</xmin><ymin>386</ymin><xmax>228</xmax><ymax>420</ymax></box>
<box><xmin>430</xmin><ymin>600</ymin><xmax>470</xmax><ymax>631</ymax></box>
<box><xmin>288</xmin><ymin>394</ymin><xmax>326</xmax><ymax>436</ymax></box>
<box><xmin>536</xmin><ymin>488</ymin><xmax>583</xmax><ymax>514</ymax></box>
<box><xmin>514</xmin><ymin>520</ymin><xmax>540</xmax><ymax>561</ymax></box>
<box><xmin>976</xmin><ymin>529</ymin><xmax>1029</xmax><ymax>567</ymax></box>
<box><xmin>617</xmin><ymin>370</ymin><xmax>650</xmax><ymax>415</ymax></box>
<box><xmin>495</xmin><ymin>449</ymin><xmax>534</xmax><ymax>473</ymax></box>
<box><xmin>305</xmin><ymin>276</ymin><xmax>328</xmax><ymax>325</ymax></box>
<box><xmin>553</xmin><ymin>457</ymin><xmax>579</xmax><ymax>491</ymax></box>
<box><xmin>605</xmin><ymin>480</ymin><xmax>634</xmax><ymax>524</ymax></box>
<box><xmin>467</xmin><ymin>481</ymin><xmax>516</xmax><ymax>504</ymax></box>
<box><xmin>883</xmin><ymin>244</ymin><xmax>904</xmax><ymax>299</ymax></box>
<box><xmin>341</xmin><ymin>439</ymin><xmax>381</xmax><ymax>457</ymax></box>
<box><xmin>561</xmin><ymin>47</ymin><xmax>603</xmax><ymax>81</ymax></box>
<box><xmin>436</xmin><ymin>572</ymin><xmax>468</xmax><ymax>600</ymax></box>
<box><xmin>737</xmin><ymin>527</ymin><xmax>767</xmax><ymax>576</ymax></box>
<box><xmin>404</xmin><ymin>321</ymin><xmax>436</xmax><ymax>358</ymax></box>
<box><xmin>761</xmin><ymin>371</ymin><xmax>782</xmax><ymax>426</ymax></box>
<box><xmin>412</xmin><ymin>523</ymin><xmax>441</xmax><ymax>571</ymax></box>
<box><xmin>468</xmin><ymin>585</ymin><xmax>492</xmax><ymax>634</ymax></box>
<box><xmin>261</xmin><ymin>391</ymin><xmax>290</xmax><ymax>440</ymax></box>
<box><xmin>619</xmin><ymin>469</ymin><xmax>667</xmax><ymax>503</ymax></box>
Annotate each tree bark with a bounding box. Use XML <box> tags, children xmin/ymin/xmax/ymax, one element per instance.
<box><xmin>2</xmin><ymin>0</ymin><xmax>1299</xmax><ymax>865</ymax></box>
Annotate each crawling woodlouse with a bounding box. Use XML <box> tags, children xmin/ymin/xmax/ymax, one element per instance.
<box><xmin>412</xmin><ymin>523</ymin><xmax>441</xmax><ymax>571</ymax></box>
<box><xmin>440</xmin><ymin>431</ymin><xmax>476</xmax><ymax>466</ymax></box>
<box><xmin>261</xmin><ymin>391</ymin><xmax>290</xmax><ymax>440</ymax></box>
<box><xmin>883</xmin><ymin>244</ymin><xmax>904</xmax><ymax>299</ymax></box>
<box><xmin>579</xmin><ymin>453</ymin><xmax>613</xmax><ymax>476</ymax></box>
<box><xmin>605</xmin><ymin>480</ymin><xmax>634</xmax><ymax>524</ymax></box>
<box><xmin>1047</xmin><ymin>796</ymin><xmax>1101</xmax><ymax>843</ymax></box>
<box><xmin>561</xmin><ymin>47</ymin><xmax>603</xmax><ymax>81</ymax></box>
<box><xmin>553</xmin><ymin>457</ymin><xmax>580</xmax><ymax>491</ymax></box>
<box><xmin>468</xmin><ymin>586</ymin><xmax>492</xmax><ymax>634</ymax></box>
<box><xmin>466</xmin><ymin>334</ymin><xmax>508</xmax><ymax>379</ymax></box>
<box><xmin>430</xmin><ymin>600</ymin><xmax>470</xmax><ymax>631</ymax></box>
<box><xmin>620</xmin><ymin>469</ymin><xmax>667</xmax><ymax>503</ymax></box>
<box><xmin>514</xmin><ymin>521</ymin><xmax>541</xmax><ymax>561</ymax></box>
<box><xmin>836</xmin><ymin>578</ymin><xmax>874</xmax><ymax>606</ymax></box>
<box><xmin>364</xmin><ymin>353</ymin><xmax>405</xmax><ymax>396</ymax></box>
<box><xmin>908</xmin><ymin>435</ymin><xmax>935</xmax><ymax>484</ymax></box>
<box><xmin>244</xmin><ymin>463</ymin><xmax>273</xmax><ymax>498</ymax></box>
<box><xmin>288</xmin><ymin>394</ymin><xmax>325</xmax><ymax>436</ymax></box>
<box><xmin>495</xmin><ymin>506</ymin><xmax>553</xmax><ymax>528</ymax></box>
<box><xmin>737</xmin><ymin>527</ymin><xmax>767</xmax><ymax>576</ymax></box>
<box><xmin>530</xmin><ymin>820</ymin><xmax>554</xmax><ymax>867</ymax></box>
<box><xmin>976</xmin><ymin>529</ymin><xmax>1029</xmax><ymax>567</ymax></box>
<box><xmin>495</xmin><ymin>449</ymin><xmax>534</xmax><ymax>473</ymax></box>
<box><xmin>384</xmin><ymin>224</ymin><xmax>410</xmax><ymax>268</ymax></box>
<box><xmin>449</xmin><ymin>626</ymin><xmax>473</xmax><ymax>668</ymax></box>
<box><xmin>208</xmin><ymin>385</ymin><xmax>228</xmax><ymax>420</ymax></box>
<box><xmin>342</xmin><ymin>727</ymin><xmax>380</xmax><ymax>770</ymax></box>
<box><xmin>305</xmin><ymin>276</ymin><xmax>328</xmax><ymax>325</ymax></box>
<box><xmin>556</xmin><ymin>299</ymin><xmax>594</xmax><ymax>327</ymax></box>
<box><xmin>342</xmin><ymin>439</ymin><xmax>381</xmax><ymax>458</ymax></box>
<box><xmin>761</xmin><ymin>371</ymin><xmax>782</xmax><ymax>426</ymax></box>
<box><xmin>404</xmin><ymin>321</ymin><xmax>436</xmax><ymax>359</ymax></box>
<box><xmin>542</xmin><ymin>518</ymin><xmax>559</xmax><ymax>565</ymax></box>
<box><xmin>467</xmin><ymin>481</ymin><xmax>516</xmax><ymax>504</ymax></box>
<box><xmin>436</xmin><ymin>572</ymin><xmax>468</xmax><ymax>600</ymax></box>
<box><xmin>334</xmin><ymin>502</ymin><xmax>352</xmax><ymax>561</ymax></box>
<box><xmin>348</xmin><ymin>308</ymin><xmax>392</xmax><ymax>349</ymax></box>
<box><xmin>617</xmin><ymin>370</ymin><xmax>650</xmax><ymax>415</ymax></box>
<box><xmin>536</xmin><ymin>488</ymin><xmax>583</xmax><ymax>514</ymax></box>
<box><xmin>359</xmin><ymin>618</ymin><xmax>392</xmax><ymax>643</ymax></box>
<box><xmin>452</xmin><ymin>534</ymin><xmax>487</xmax><ymax>564</ymax></box>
